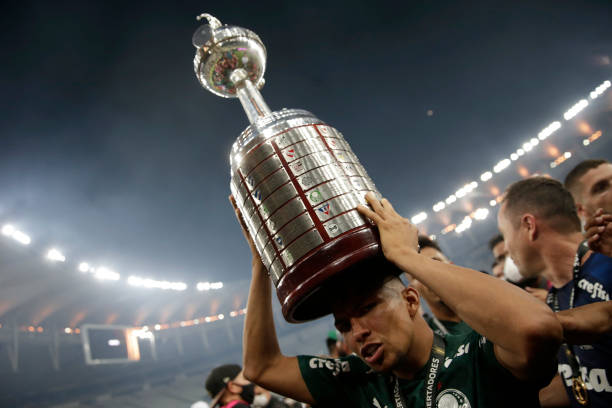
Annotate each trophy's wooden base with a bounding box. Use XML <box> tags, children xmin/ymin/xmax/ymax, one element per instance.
<box><xmin>276</xmin><ymin>226</ymin><xmax>387</xmax><ymax>322</ymax></box>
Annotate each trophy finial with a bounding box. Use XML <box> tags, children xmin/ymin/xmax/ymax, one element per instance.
<box><xmin>195</xmin><ymin>13</ymin><xmax>221</xmax><ymax>29</ymax></box>
<box><xmin>192</xmin><ymin>14</ymin><xmax>267</xmax><ymax>102</ymax></box>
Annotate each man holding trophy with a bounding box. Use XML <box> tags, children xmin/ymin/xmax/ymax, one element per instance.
<box><xmin>192</xmin><ymin>14</ymin><xmax>563</xmax><ymax>407</ymax></box>
<box><xmin>234</xmin><ymin>193</ymin><xmax>562</xmax><ymax>407</ymax></box>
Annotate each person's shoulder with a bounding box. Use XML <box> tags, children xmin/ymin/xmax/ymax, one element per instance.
<box><xmin>582</xmin><ymin>252</ymin><xmax>612</xmax><ymax>290</ymax></box>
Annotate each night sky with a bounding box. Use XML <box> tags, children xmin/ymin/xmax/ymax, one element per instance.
<box><xmin>2</xmin><ymin>0</ymin><xmax>611</xmax><ymax>287</ymax></box>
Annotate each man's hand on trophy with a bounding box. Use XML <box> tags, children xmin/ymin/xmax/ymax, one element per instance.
<box><xmin>229</xmin><ymin>195</ymin><xmax>264</xmax><ymax>268</ymax></box>
<box><xmin>357</xmin><ymin>192</ymin><xmax>419</xmax><ymax>265</ymax></box>
<box><xmin>584</xmin><ymin>208</ymin><xmax>612</xmax><ymax>257</ymax></box>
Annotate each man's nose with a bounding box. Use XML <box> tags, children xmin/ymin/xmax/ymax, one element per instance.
<box><xmin>350</xmin><ymin>317</ymin><xmax>370</xmax><ymax>343</ymax></box>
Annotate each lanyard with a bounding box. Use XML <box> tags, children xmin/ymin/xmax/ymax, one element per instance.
<box><xmin>546</xmin><ymin>241</ymin><xmax>590</xmax><ymax>406</ymax></box>
<box><xmin>425</xmin><ymin>313</ymin><xmax>450</xmax><ymax>336</ymax></box>
<box><xmin>391</xmin><ymin>332</ymin><xmax>445</xmax><ymax>408</ymax></box>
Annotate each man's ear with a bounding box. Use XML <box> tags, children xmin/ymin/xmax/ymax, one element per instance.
<box><xmin>575</xmin><ymin>202</ymin><xmax>588</xmax><ymax>221</ymax></box>
<box><xmin>401</xmin><ymin>287</ymin><xmax>421</xmax><ymax>318</ymax></box>
<box><xmin>521</xmin><ymin>213</ymin><xmax>538</xmax><ymax>242</ymax></box>
<box><xmin>227</xmin><ymin>381</ymin><xmax>241</xmax><ymax>394</ymax></box>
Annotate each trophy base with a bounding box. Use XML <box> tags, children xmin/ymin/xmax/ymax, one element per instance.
<box><xmin>276</xmin><ymin>225</ymin><xmax>387</xmax><ymax>322</ymax></box>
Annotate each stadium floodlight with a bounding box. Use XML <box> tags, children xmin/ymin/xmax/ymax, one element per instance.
<box><xmin>94</xmin><ymin>267</ymin><xmax>120</xmax><ymax>281</ymax></box>
<box><xmin>522</xmin><ymin>141</ymin><xmax>533</xmax><ymax>152</ymax></box>
<box><xmin>590</xmin><ymin>80</ymin><xmax>611</xmax><ymax>99</ymax></box>
<box><xmin>64</xmin><ymin>327</ymin><xmax>72</xmax><ymax>334</ymax></box>
<box><xmin>410</xmin><ymin>212</ymin><xmax>427</xmax><ymax>225</ymax></box>
<box><xmin>218</xmin><ymin>314</ymin><xmax>224</xmax><ymax>320</ymax></box>
<box><xmin>530</xmin><ymin>137</ymin><xmax>539</xmax><ymax>146</ymax></box>
<box><xmin>473</xmin><ymin>208</ymin><xmax>489</xmax><ymax>221</ymax></box>
<box><xmin>11</xmin><ymin>230</ymin><xmax>31</xmax><ymax>245</ymax></box>
<box><xmin>510</xmin><ymin>153</ymin><xmax>519</xmax><ymax>161</ymax></box>
<box><xmin>1</xmin><ymin>224</ymin><xmax>15</xmax><ymax>236</ymax></box>
<box><xmin>46</xmin><ymin>248</ymin><xmax>66</xmax><ymax>262</ymax></box>
<box><xmin>564</xmin><ymin>152</ymin><xmax>572</xmax><ymax>159</ymax></box>
<box><xmin>538</xmin><ymin>121</ymin><xmax>562</xmax><ymax>140</ymax></box>
<box><xmin>490</xmin><ymin>200</ymin><xmax>497</xmax><ymax>207</ymax></box>
<box><xmin>197</xmin><ymin>282</ymin><xmax>210</xmax><ymax>291</ymax></box>
<box><xmin>171</xmin><ymin>282</ymin><xmax>187</xmax><ymax>291</ymax></box>
<box><xmin>516</xmin><ymin>148</ymin><xmax>525</xmax><ymax>156</ymax></box>
<box><xmin>433</xmin><ymin>201</ymin><xmax>445</xmax><ymax>212</ymax></box>
<box><xmin>480</xmin><ymin>172</ymin><xmax>492</xmax><ymax>182</ymax></box>
<box><xmin>78</xmin><ymin>262</ymin><xmax>91</xmax><ymax>273</ymax></box>
<box><xmin>445</xmin><ymin>195</ymin><xmax>457</xmax><ymax>205</ymax></box>
<box><xmin>493</xmin><ymin>159</ymin><xmax>511</xmax><ymax>173</ymax></box>
<box><xmin>210</xmin><ymin>282</ymin><xmax>223</xmax><ymax>289</ymax></box>
<box><xmin>563</xmin><ymin>99</ymin><xmax>588</xmax><ymax>121</ymax></box>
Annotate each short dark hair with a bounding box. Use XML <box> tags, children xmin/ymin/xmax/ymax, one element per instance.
<box><xmin>418</xmin><ymin>235</ymin><xmax>443</xmax><ymax>254</ymax></box>
<box><xmin>564</xmin><ymin>159</ymin><xmax>609</xmax><ymax>198</ymax></box>
<box><xmin>502</xmin><ymin>177</ymin><xmax>581</xmax><ymax>233</ymax></box>
<box><xmin>488</xmin><ymin>234</ymin><xmax>504</xmax><ymax>251</ymax></box>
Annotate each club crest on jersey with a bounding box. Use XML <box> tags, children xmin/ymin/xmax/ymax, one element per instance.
<box><xmin>436</xmin><ymin>389</ymin><xmax>471</xmax><ymax>408</ymax></box>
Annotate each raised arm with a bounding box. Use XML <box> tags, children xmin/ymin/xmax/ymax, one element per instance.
<box><xmin>556</xmin><ymin>300</ymin><xmax>612</xmax><ymax>344</ymax></box>
<box><xmin>230</xmin><ymin>197</ymin><xmax>314</xmax><ymax>405</ymax></box>
<box><xmin>357</xmin><ymin>193</ymin><xmax>563</xmax><ymax>381</ymax></box>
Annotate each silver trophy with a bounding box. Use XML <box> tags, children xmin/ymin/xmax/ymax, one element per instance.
<box><xmin>193</xmin><ymin>14</ymin><xmax>383</xmax><ymax>322</ymax></box>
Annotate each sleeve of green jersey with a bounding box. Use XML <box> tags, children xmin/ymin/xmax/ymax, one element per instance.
<box><xmin>470</xmin><ymin>330</ymin><xmax>557</xmax><ymax>389</ymax></box>
<box><xmin>297</xmin><ymin>355</ymin><xmax>360</xmax><ymax>406</ymax></box>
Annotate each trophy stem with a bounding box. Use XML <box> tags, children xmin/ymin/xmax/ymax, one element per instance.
<box><xmin>230</xmin><ymin>68</ymin><xmax>271</xmax><ymax>124</ymax></box>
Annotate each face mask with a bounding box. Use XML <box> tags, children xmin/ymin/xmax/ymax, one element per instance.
<box><xmin>252</xmin><ymin>393</ymin><xmax>271</xmax><ymax>407</ymax></box>
<box><xmin>503</xmin><ymin>256</ymin><xmax>523</xmax><ymax>283</ymax></box>
<box><xmin>239</xmin><ymin>383</ymin><xmax>255</xmax><ymax>404</ymax></box>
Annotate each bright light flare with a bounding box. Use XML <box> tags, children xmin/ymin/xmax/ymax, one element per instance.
<box><xmin>538</xmin><ymin>121</ymin><xmax>561</xmax><ymax>140</ymax></box>
<box><xmin>78</xmin><ymin>262</ymin><xmax>91</xmax><ymax>273</ymax></box>
<box><xmin>46</xmin><ymin>248</ymin><xmax>66</xmax><ymax>262</ymax></box>
<box><xmin>493</xmin><ymin>159</ymin><xmax>511</xmax><ymax>173</ymax></box>
<box><xmin>563</xmin><ymin>99</ymin><xmax>588</xmax><ymax>121</ymax></box>
<box><xmin>1</xmin><ymin>224</ymin><xmax>15</xmax><ymax>236</ymax></box>
<box><xmin>94</xmin><ymin>267</ymin><xmax>120</xmax><ymax>281</ymax></box>
<box><xmin>590</xmin><ymin>80</ymin><xmax>611</xmax><ymax>99</ymax></box>
<box><xmin>433</xmin><ymin>201</ymin><xmax>446</xmax><ymax>212</ymax></box>
<box><xmin>197</xmin><ymin>281</ymin><xmax>224</xmax><ymax>291</ymax></box>
<box><xmin>2</xmin><ymin>225</ymin><xmax>31</xmax><ymax>245</ymax></box>
<box><xmin>480</xmin><ymin>171</ymin><xmax>493</xmax><ymax>182</ymax></box>
<box><xmin>473</xmin><ymin>208</ymin><xmax>489</xmax><ymax>220</ymax></box>
<box><xmin>411</xmin><ymin>212</ymin><xmax>428</xmax><ymax>225</ymax></box>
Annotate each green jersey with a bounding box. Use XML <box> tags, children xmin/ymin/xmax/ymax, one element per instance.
<box><xmin>298</xmin><ymin>330</ymin><xmax>554</xmax><ymax>408</ymax></box>
<box><xmin>424</xmin><ymin>315</ymin><xmax>472</xmax><ymax>337</ymax></box>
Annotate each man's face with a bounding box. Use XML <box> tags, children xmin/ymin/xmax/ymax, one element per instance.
<box><xmin>575</xmin><ymin>163</ymin><xmax>612</xmax><ymax>219</ymax></box>
<box><xmin>491</xmin><ymin>241</ymin><xmax>507</xmax><ymax>279</ymax></box>
<box><xmin>497</xmin><ymin>204</ymin><xmax>543</xmax><ymax>279</ymax></box>
<box><xmin>332</xmin><ymin>281</ymin><xmax>417</xmax><ymax>373</ymax></box>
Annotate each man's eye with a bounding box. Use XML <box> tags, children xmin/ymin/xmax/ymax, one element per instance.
<box><xmin>335</xmin><ymin>321</ymin><xmax>350</xmax><ymax>333</ymax></box>
<box><xmin>592</xmin><ymin>180</ymin><xmax>609</xmax><ymax>194</ymax></box>
<box><xmin>360</xmin><ymin>302</ymin><xmax>376</xmax><ymax>314</ymax></box>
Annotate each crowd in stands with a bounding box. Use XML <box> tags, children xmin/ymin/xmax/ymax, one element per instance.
<box><xmin>206</xmin><ymin>159</ymin><xmax>611</xmax><ymax>408</ymax></box>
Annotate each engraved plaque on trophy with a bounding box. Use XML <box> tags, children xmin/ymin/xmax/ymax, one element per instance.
<box><xmin>193</xmin><ymin>14</ymin><xmax>383</xmax><ymax>322</ymax></box>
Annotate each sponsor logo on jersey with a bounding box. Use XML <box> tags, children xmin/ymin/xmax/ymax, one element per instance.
<box><xmin>308</xmin><ymin>357</ymin><xmax>350</xmax><ymax>376</ymax></box>
<box><xmin>577</xmin><ymin>279</ymin><xmax>610</xmax><ymax>301</ymax></box>
<box><xmin>559</xmin><ymin>363</ymin><xmax>612</xmax><ymax>392</ymax></box>
<box><xmin>444</xmin><ymin>341</ymin><xmax>473</xmax><ymax>368</ymax></box>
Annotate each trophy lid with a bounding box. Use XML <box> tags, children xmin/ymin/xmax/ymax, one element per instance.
<box><xmin>193</xmin><ymin>14</ymin><xmax>267</xmax><ymax>98</ymax></box>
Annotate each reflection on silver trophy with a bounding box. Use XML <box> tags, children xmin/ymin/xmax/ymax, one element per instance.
<box><xmin>192</xmin><ymin>14</ymin><xmax>383</xmax><ymax>322</ymax></box>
